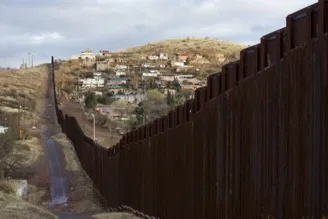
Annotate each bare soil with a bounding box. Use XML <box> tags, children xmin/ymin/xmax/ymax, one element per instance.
<box><xmin>59</xmin><ymin>96</ymin><xmax>121</xmax><ymax>147</ymax></box>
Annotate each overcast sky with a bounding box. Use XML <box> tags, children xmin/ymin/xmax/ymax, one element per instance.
<box><xmin>0</xmin><ymin>0</ymin><xmax>317</xmax><ymax>68</ymax></box>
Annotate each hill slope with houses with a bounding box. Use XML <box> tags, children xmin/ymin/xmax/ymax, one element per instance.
<box><xmin>54</xmin><ymin>37</ymin><xmax>246</xmax><ymax>139</ymax></box>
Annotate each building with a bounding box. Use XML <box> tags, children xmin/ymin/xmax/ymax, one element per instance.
<box><xmin>171</xmin><ymin>61</ymin><xmax>185</xmax><ymax>67</ymax></box>
<box><xmin>0</xmin><ymin>125</ymin><xmax>8</xmax><ymax>134</ymax></box>
<box><xmin>98</xmin><ymin>50</ymin><xmax>111</xmax><ymax>56</ymax></box>
<box><xmin>116</xmin><ymin>65</ymin><xmax>128</xmax><ymax>70</ymax></box>
<box><xmin>112</xmin><ymin>94</ymin><xmax>145</xmax><ymax>104</ymax></box>
<box><xmin>177</xmin><ymin>74</ymin><xmax>194</xmax><ymax>80</ymax></box>
<box><xmin>93</xmin><ymin>72</ymin><xmax>103</xmax><ymax>78</ymax></box>
<box><xmin>178</xmin><ymin>55</ymin><xmax>189</xmax><ymax>63</ymax></box>
<box><xmin>70</xmin><ymin>49</ymin><xmax>96</xmax><ymax>60</ymax></box>
<box><xmin>159</xmin><ymin>74</ymin><xmax>177</xmax><ymax>82</ymax></box>
<box><xmin>79</xmin><ymin>78</ymin><xmax>105</xmax><ymax>88</ymax></box>
<box><xmin>148</xmin><ymin>55</ymin><xmax>159</xmax><ymax>60</ymax></box>
<box><xmin>80</xmin><ymin>49</ymin><xmax>96</xmax><ymax>60</ymax></box>
<box><xmin>142</xmin><ymin>72</ymin><xmax>159</xmax><ymax>77</ymax></box>
<box><xmin>116</xmin><ymin>71</ymin><xmax>127</xmax><ymax>76</ymax></box>
<box><xmin>159</xmin><ymin>53</ymin><xmax>169</xmax><ymax>60</ymax></box>
<box><xmin>96</xmin><ymin>60</ymin><xmax>110</xmax><ymax>71</ymax></box>
<box><xmin>82</xmin><ymin>58</ymin><xmax>96</xmax><ymax>67</ymax></box>
<box><xmin>95</xmin><ymin>91</ymin><xmax>103</xmax><ymax>96</ymax></box>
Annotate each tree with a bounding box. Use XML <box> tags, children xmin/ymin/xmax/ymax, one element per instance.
<box><xmin>172</xmin><ymin>79</ymin><xmax>181</xmax><ymax>92</ymax></box>
<box><xmin>96</xmin><ymin>92</ymin><xmax>115</xmax><ymax>105</ymax></box>
<box><xmin>130</xmin><ymin>89</ymin><xmax>170</xmax><ymax>127</ymax></box>
<box><xmin>84</xmin><ymin>92</ymin><xmax>97</xmax><ymax>109</ymax></box>
<box><xmin>166</xmin><ymin>90</ymin><xmax>174</xmax><ymax>106</ymax></box>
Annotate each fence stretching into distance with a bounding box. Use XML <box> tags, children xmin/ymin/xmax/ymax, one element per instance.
<box><xmin>51</xmin><ymin>0</ymin><xmax>328</xmax><ymax>218</ymax></box>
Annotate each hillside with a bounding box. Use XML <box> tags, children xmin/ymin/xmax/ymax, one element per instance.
<box><xmin>120</xmin><ymin>37</ymin><xmax>245</xmax><ymax>59</ymax></box>
<box><xmin>56</xmin><ymin>37</ymin><xmax>246</xmax><ymax>83</ymax></box>
<box><xmin>114</xmin><ymin>37</ymin><xmax>246</xmax><ymax>78</ymax></box>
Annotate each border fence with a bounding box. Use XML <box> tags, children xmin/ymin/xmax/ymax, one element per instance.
<box><xmin>52</xmin><ymin>0</ymin><xmax>328</xmax><ymax>218</ymax></box>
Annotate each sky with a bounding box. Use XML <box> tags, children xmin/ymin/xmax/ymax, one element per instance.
<box><xmin>0</xmin><ymin>0</ymin><xmax>317</xmax><ymax>68</ymax></box>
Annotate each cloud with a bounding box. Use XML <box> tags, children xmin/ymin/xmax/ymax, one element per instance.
<box><xmin>0</xmin><ymin>0</ymin><xmax>317</xmax><ymax>68</ymax></box>
<box><xmin>29</xmin><ymin>32</ymin><xmax>64</xmax><ymax>45</ymax></box>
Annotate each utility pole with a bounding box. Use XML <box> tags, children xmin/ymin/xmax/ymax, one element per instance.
<box><xmin>92</xmin><ymin>113</ymin><xmax>96</xmax><ymax>142</ymax></box>
<box><xmin>28</xmin><ymin>53</ymin><xmax>30</xmax><ymax>68</ymax></box>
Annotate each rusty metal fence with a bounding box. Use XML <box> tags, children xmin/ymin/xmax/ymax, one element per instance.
<box><xmin>51</xmin><ymin>0</ymin><xmax>328</xmax><ymax>218</ymax></box>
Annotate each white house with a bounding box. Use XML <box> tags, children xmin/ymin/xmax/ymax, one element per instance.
<box><xmin>116</xmin><ymin>71</ymin><xmax>126</xmax><ymax>76</ymax></box>
<box><xmin>79</xmin><ymin>78</ymin><xmax>105</xmax><ymax>88</ymax></box>
<box><xmin>141</xmin><ymin>63</ymin><xmax>152</xmax><ymax>68</ymax></box>
<box><xmin>149</xmin><ymin>69</ymin><xmax>160</xmax><ymax>74</ymax></box>
<box><xmin>95</xmin><ymin>91</ymin><xmax>103</xmax><ymax>96</ymax></box>
<box><xmin>93</xmin><ymin>72</ymin><xmax>103</xmax><ymax>78</ymax></box>
<box><xmin>142</xmin><ymin>72</ymin><xmax>159</xmax><ymax>77</ymax></box>
<box><xmin>171</xmin><ymin>61</ymin><xmax>185</xmax><ymax>67</ymax></box>
<box><xmin>177</xmin><ymin>74</ymin><xmax>194</xmax><ymax>80</ymax></box>
<box><xmin>80</xmin><ymin>49</ymin><xmax>96</xmax><ymax>60</ymax></box>
<box><xmin>159</xmin><ymin>74</ymin><xmax>177</xmax><ymax>82</ymax></box>
<box><xmin>116</xmin><ymin>65</ymin><xmax>128</xmax><ymax>70</ymax></box>
<box><xmin>148</xmin><ymin>55</ymin><xmax>159</xmax><ymax>60</ymax></box>
<box><xmin>159</xmin><ymin>53</ymin><xmax>169</xmax><ymax>60</ymax></box>
<box><xmin>0</xmin><ymin>125</ymin><xmax>9</xmax><ymax>134</ymax></box>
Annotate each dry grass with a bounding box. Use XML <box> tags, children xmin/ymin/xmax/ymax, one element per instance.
<box><xmin>0</xmin><ymin>191</ymin><xmax>58</xmax><ymax>219</ymax></box>
<box><xmin>119</xmin><ymin>37</ymin><xmax>246</xmax><ymax>59</ymax></box>
<box><xmin>0</xmin><ymin>181</ymin><xmax>15</xmax><ymax>194</ymax></box>
<box><xmin>0</xmin><ymin>65</ymin><xmax>48</xmax><ymax>99</ymax></box>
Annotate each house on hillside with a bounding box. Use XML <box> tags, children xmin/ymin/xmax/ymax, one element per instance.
<box><xmin>96</xmin><ymin>60</ymin><xmax>111</xmax><ymax>71</ymax></box>
<box><xmin>79</xmin><ymin>78</ymin><xmax>105</xmax><ymax>88</ymax></box>
<box><xmin>112</xmin><ymin>94</ymin><xmax>145</xmax><ymax>104</ymax></box>
<box><xmin>70</xmin><ymin>48</ymin><xmax>96</xmax><ymax>60</ymax></box>
<box><xmin>159</xmin><ymin>74</ymin><xmax>177</xmax><ymax>82</ymax></box>
<box><xmin>82</xmin><ymin>58</ymin><xmax>96</xmax><ymax>67</ymax></box>
<box><xmin>177</xmin><ymin>74</ymin><xmax>194</xmax><ymax>80</ymax></box>
<box><xmin>148</xmin><ymin>55</ymin><xmax>159</xmax><ymax>60</ymax></box>
<box><xmin>116</xmin><ymin>64</ymin><xmax>128</xmax><ymax>70</ymax></box>
<box><xmin>93</xmin><ymin>72</ymin><xmax>103</xmax><ymax>78</ymax></box>
<box><xmin>178</xmin><ymin>54</ymin><xmax>189</xmax><ymax>63</ymax></box>
<box><xmin>80</xmin><ymin>49</ymin><xmax>96</xmax><ymax>60</ymax></box>
<box><xmin>98</xmin><ymin>50</ymin><xmax>111</xmax><ymax>57</ymax></box>
<box><xmin>159</xmin><ymin>52</ymin><xmax>169</xmax><ymax>60</ymax></box>
<box><xmin>171</xmin><ymin>61</ymin><xmax>185</xmax><ymax>67</ymax></box>
<box><xmin>0</xmin><ymin>125</ymin><xmax>8</xmax><ymax>134</ymax></box>
<box><xmin>116</xmin><ymin>71</ymin><xmax>126</xmax><ymax>76</ymax></box>
<box><xmin>141</xmin><ymin>63</ymin><xmax>156</xmax><ymax>68</ymax></box>
<box><xmin>142</xmin><ymin>72</ymin><xmax>159</xmax><ymax>77</ymax></box>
